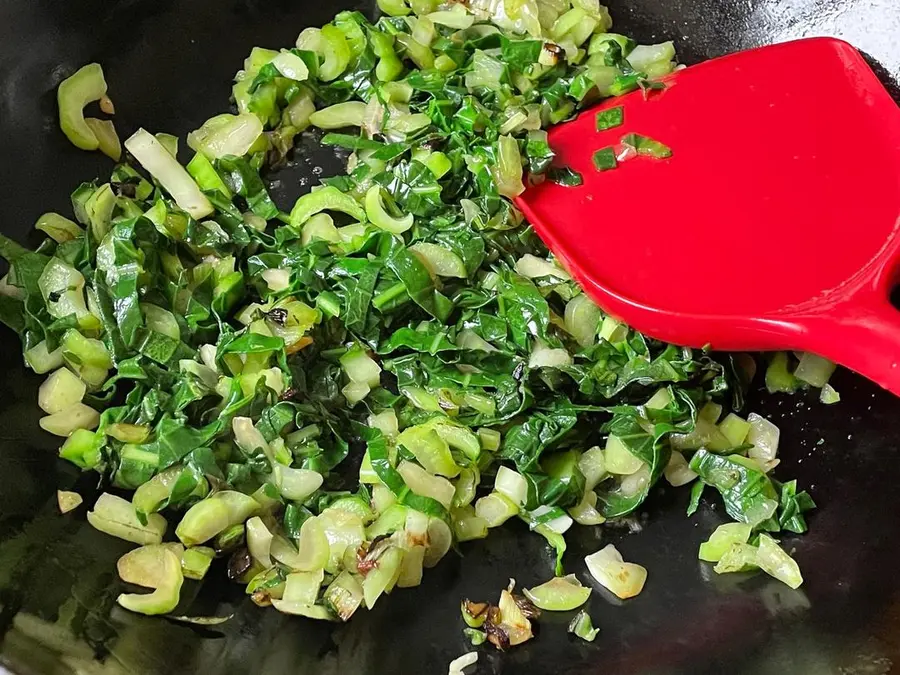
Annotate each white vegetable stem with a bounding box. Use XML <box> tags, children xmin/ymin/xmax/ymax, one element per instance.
<box><xmin>125</xmin><ymin>128</ymin><xmax>214</xmax><ymax>219</ymax></box>
<box><xmin>187</xmin><ymin>113</ymin><xmax>263</xmax><ymax>159</ymax></box>
<box><xmin>448</xmin><ymin>651</ymin><xmax>478</xmax><ymax>675</ymax></box>
<box><xmin>494</xmin><ymin>466</ymin><xmax>528</xmax><ymax>507</ymax></box>
<box><xmin>585</xmin><ymin>543</ymin><xmax>647</xmax><ymax>599</ymax></box>
<box><xmin>515</xmin><ymin>254</ymin><xmax>571</xmax><ymax>281</ymax></box>
<box><xmin>529</xmin><ymin>505</ymin><xmax>573</xmax><ymax>534</ymax></box>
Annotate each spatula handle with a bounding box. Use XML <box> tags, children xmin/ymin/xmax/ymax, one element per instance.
<box><xmin>802</xmin><ymin>296</ymin><xmax>900</xmax><ymax>397</ymax></box>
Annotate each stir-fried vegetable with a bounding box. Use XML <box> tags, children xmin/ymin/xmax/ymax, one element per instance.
<box><xmin>765</xmin><ymin>351</ymin><xmax>837</xmax><ymax>399</ymax></box>
<box><xmin>0</xmin><ymin>1</ymin><xmax>818</xmax><ymax>630</ymax></box>
<box><xmin>124</xmin><ymin>129</ymin><xmax>214</xmax><ymax>219</ymax></box>
<box><xmin>462</xmin><ymin>580</ymin><xmax>538</xmax><ymax>651</ymax></box>
<box><xmin>57</xmin><ymin>63</ymin><xmax>113</xmax><ymax>152</ymax></box>
<box><xmin>585</xmin><ymin>544</ymin><xmax>647</xmax><ymax>599</ymax></box>
<box><xmin>595</xmin><ymin>106</ymin><xmax>624</xmax><ymax>131</ymax></box>
<box><xmin>523</xmin><ymin>574</ymin><xmax>591</xmax><ymax>610</ymax></box>
<box><xmin>709</xmin><ymin>532</ymin><xmax>804</xmax><ymax>589</ymax></box>
<box><xmin>592</xmin><ymin>146</ymin><xmax>618</xmax><ymax>171</ymax></box>
<box><xmin>568</xmin><ymin>610</ymin><xmax>599</xmax><ymax>642</ymax></box>
<box><xmin>57</xmin><ymin>490</ymin><xmax>83</xmax><ymax>514</ymax></box>
<box><xmin>698</xmin><ymin>522</ymin><xmax>752</xmax><ymax>562</ymax></box>
<box><xmin>116</xmin><ymin>546</ymin><xmax>184</xmax><ymax>615</ymax></box>
<box><xmin>620</xmin><ymin>132</ymin><xmax>672</xmax><ymax>159</ymax></box>
<box><xmin>448</xmin><ymin>651</ymin><xmax>479</xmax><ymax>675</ymax></box>
<box><xmin>87</xmin><ymin>493</ymin><xmax>167</xmax><ymax>546</ymax></box>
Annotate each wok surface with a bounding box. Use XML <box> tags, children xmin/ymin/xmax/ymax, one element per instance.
<box><xmin>0</xmin><ymin>1</ymin><xmax>898</xmax><ymax>673</ymax></box>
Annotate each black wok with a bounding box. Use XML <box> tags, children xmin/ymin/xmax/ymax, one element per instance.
<box><xmin>1</xmin><ymin>1</ymin><xmax>899</xmax><ymax>673</ymax></box>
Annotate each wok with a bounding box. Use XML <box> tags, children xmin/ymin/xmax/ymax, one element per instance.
<box><xmin>1</xmin><ymin>1</ymin><xmax>899</xmax><ymax>673</ymax></box>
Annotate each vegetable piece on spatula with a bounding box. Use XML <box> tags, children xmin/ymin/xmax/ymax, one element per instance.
<box><xmin>516</xmin><ymin>38</ymin><xmax>900</xmax><ymax>396</ymax></box>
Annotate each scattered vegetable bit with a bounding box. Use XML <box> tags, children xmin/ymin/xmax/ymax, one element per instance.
<box><xmin>765</xmin><ymin>352</ymin><xmax>800</xmax><ymax>393</ymax></box>
<box><xmin>595</xmin><ymin>106</ymin><xmax>624</xmax><ymax>131</ymax></box>
<box><xmin>464</xmin><ymin>581</ymin><xmax>537</xmax><ymax>652</ymax></box>
<box><xmin>592</xmin><ymin>147</ymin><xmax>617</xmax><ymax>171</ymax></box>
<box><xmin>664</xmin><ymin>451</ymin><xmax>697</xmax><ymax>487</ymax></box>
<box><xmin>182</xmin><ymin>547</ymin><xmax>215</xmax><ymax>581</ymax></box>
<box><xmin>57</xmin><ymin>63</ymin><xmax>107</xmax><ymax>151</ymax></box>
<box><xmin>169</xmin><ymin>614</ymin><xmax>234</xmax><ymax>626</ymax></box>
<box><xmin>461</xmin><ymin>599</ymin><xmax>490</xmax><ymax>628</ymax></box>
<box><xmin>34</xmin><ymin>212</ymin><xmax>81</xmax><ymax>243</ymax></box>
<box><xmin>568</xmin><ymin>610</ymin><xmax>600</xmax><ymax>642</ymax></box>
<box><xmin>524</xmin><ymin>574</ymin><xmax>591</xmax><ymax>611</ymax></box>
<box><xmin>585</xmin><ymin>544</ymin><xmax>647</xmax><ymax>599</ymax></box>
<box><xmin>794</xmin><ymin>352</ymin><xmax>836</xmax><ymax>388</ymax></box>
<box><xmin>492</xmin><ymin>584</ymin><xmax>537</xmax><ymax>648</ymax></box>
<box><xmin>547</xmin><ymin>166</ymin><xmax>584</xmax><ymax>186</ymax></box>
<box><xmin>746</xmin><ymin>412</ymin><xmax>780</xmax><ymax>468</ymax></box>
<box><xmin>187</xmin><ymin>113</ymin><xmax>263</xmax><ymax>159</ymax></box>
<box><xmin>124</xmin><ymin>128</ymin><xmax>213</xmax><ymax>219</ymax></box>
<box><xmin>714</xmin><ymin>542</ymin><xmax>759</xmax><ymax>574</ymax></box>
<box><xmin>57</xmin><ymin>490</ymin><xmax>83</xmax><ymax>514</ymax></box>
<box><xmin>87</xmin><ymin>493</ymin><xmax>167</xmax><ymax>546</ymax></box>
<box><xmin>620</xmin><ymin>132</ymin><xmax>672</xmax><ymax>159</ymax></box>
<box><xmin>117</xmin><ymin>548</ymin><xmax>184</xmax><ymax>615</ymax></box>
<box><xmin>3</xmin><ymin>3</ymin><xmax>822</xmax><ymax>634</ymax></box>
<box><xmin>712</xmin><ymin>534</ymin><xmax>804</xmax><ymax>589</ymax></box>
<box><xmin>99</xmin><ymin>94</ymin><xmax>115</xmax><ymax>115</ymax></box>
<box><xmin>448</xmin><ymin>651</ymin><xmax>478</xmax><ymax>675</ymax></box>
<box><xmin>463</xmin><ymin>627</ymin><xmax>487</xmax><ymax>646</ymax></box>
<box><xmin>118</xmin><ymin>543</ymin><xmax>184</xmax><ymax>587</ymax></box>
<box><xmin>84</xmin><ymin>118</ymin><xmax>121</xmax><ymax>161</ymax></box>
<box><xmin>820</xmin><ymin>383</ymin><xmax>841</xmax><ymax>404</ymax></box>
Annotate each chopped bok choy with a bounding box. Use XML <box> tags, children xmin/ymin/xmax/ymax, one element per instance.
<box><xmin>0</xmin><ymin>0</ymin><xmax>824</xmax><ymax>639</ymax></box>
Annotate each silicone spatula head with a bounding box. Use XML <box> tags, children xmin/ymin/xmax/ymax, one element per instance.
<box><xmin>516</xmin><ymin>37</ymin><xmax>900</xmax><ymax>395</ymax></box>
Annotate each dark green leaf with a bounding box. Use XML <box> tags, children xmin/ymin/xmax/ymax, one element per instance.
<box><xmin>595</xmin><ymin>106</ymin><xmax>624</xmax><ymax>131</ymax></box>
<box><xmin>500</xmin><ymin>37</ymin><xmax>543</xmax><ymax>70</ymax></box>
<box><xmin>546</xmin><ymin>167</ymin><xmax>583</xmax><ymax>186</ymax></box>
<box><xmin>385</xmin><ymin>247</ymin><xmax>453</xmax><ymax>322</ymax></box>
<box><xmin>592</xmin><ymin>147</ymin><xmax>617</xmax><ymax>172</ymax></box>
<box><xmin>376</xmin><ymin>325</ymin><xmax>457</xmax><ymax>355</ymax></box>
<box><xmin>499</xmin><ymin>403</ymin><xmax>579</xmax><ymax>473</ymax></box>
<box><xmin>216</xmin><ymin>155</ymin><xmax>279</xmax><ymax>219</ymax></box>
<box><xmin>496</xmin><ymin>271</ymin><xmax>549</xmax><ymax>351</ymax></box>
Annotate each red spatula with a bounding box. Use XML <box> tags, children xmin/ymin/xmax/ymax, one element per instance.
<box><xmin>516</xmin><ymin>37</ymin><xmax>900</xmax><ymax>396</ymax></box>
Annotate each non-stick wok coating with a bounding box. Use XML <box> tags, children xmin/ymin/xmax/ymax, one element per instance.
<box><xmin>0</xmin><ymin>1</ymin><xmax>898</xmax><ymax>673</ymax></box>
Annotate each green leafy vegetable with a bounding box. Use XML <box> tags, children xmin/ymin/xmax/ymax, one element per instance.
<box><xmin>592</xmin><ymin>147</ymin><xmax>617</xmax><ymax>172</ymax></box>
<box><xmin>57</xmin><ymin>63</ymin><xmax>108</xmax><ymax>152</ymax></box>
<box><xmin>568</xmin><ymin>610</ymin><xmax>599</xmax><ymax>642</ymax></box>
<box><xmin>689</xmin><ymin>450</ymin><xmax>811</xmax><ymax>533</ymax></box>
<box><xmin>547</xmin><ymin>166</ymin><xmax>584</xmax><ymax>186</ymax></box>
<box><xmin>595</xmin><ymin>106</ymin><xmax>624</xmax><ymax>131</ymax></box>
<box><xmin>0</xmin><ymin>1</ymin><xmax>817</xmax><ymax>627</ymax></box>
